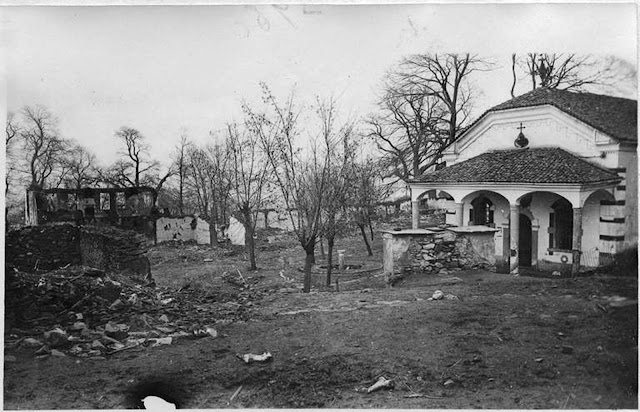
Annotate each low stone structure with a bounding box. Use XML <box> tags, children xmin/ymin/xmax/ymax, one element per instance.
<box><xmin>382</xmin><ymin>226</ymin><xmax>499</xmax><ymax>284</ymax></box>
<box><xmin>5</xmin><ymin>223</ymin><xmax>152</xmax><ymax>277</ymax></box>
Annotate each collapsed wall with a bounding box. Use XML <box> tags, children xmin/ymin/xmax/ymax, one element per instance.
<box><xmin>5</xmin><ymin>223</ymin><xmax>151</xmax><ymax>277</ymax></box>
<box><xmin>5</xmin><ymin>223</ymin><xmax>81</xmax><ymax>271</ymax></box>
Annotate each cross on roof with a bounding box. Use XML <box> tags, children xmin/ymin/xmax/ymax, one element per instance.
<box><xmin>517</xmin><ymin>122</ymin><xmax>526</xmax><ymax>133</ymax></box>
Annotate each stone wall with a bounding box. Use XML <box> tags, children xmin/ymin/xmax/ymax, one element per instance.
<box><xmin>5</xmin><ymin>223</ymin><xmax>81</xmax><ymax>271</ymax></box>
<box><xmin>5</xmin><ymin>224</ymin><xmax>151</xmax><ymax>277</ymax></box>
<box><xmin>382</xmin><ymin>227</ymin><xmax>498</xmax><ymax>285</ymax></box>
<box><xmin>156</xmin><ymin>216</ymin><xmax>211</xmax><ymax>245</ymax></box>
<box><xmin>80</xmin><ymin>226</ymin><xmax>151</xmax><ymax>277</ymax></box>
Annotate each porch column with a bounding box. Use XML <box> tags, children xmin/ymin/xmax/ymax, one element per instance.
<box><xmin>454</xmin><ymin>202</ymin><xmax>464</xmax><ymax>227</ymax></box>
<box><xmin>572</xmin><ymin>207</ymin><xmax>583</xmax><ymax>275</ymax></box>
<box><xmin>509</xmin><ymin>204</ymin><xmax>520</xmax><ymax>274</ymax></box>
<box><xmin>411</xmin><ymin>200</ymin><xmax>420</xmax><ymax>229</ymax></box>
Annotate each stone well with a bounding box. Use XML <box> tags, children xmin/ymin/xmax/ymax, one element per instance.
<box><xmin>381</xmin><ymin>226</ymin><xmax>499</xmax><ymax>284</ymax></box>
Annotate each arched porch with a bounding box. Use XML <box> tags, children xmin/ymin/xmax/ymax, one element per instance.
<box><xmin>409</xmin><ymin>183</ymin><xmax>617</xmax><ymax>274</ymax></box>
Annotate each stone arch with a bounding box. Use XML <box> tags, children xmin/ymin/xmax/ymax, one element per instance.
<box><xmin>516</xmin><ymin>191</ymin><xmax>574</xmax><ymax>254</ymax></box>
<box><xmin>461</xmin><ymin>190</ymin><xmax>510</xmax><ymax>228</ymax></box>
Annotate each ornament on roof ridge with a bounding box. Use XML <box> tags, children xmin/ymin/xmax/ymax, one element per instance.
<box><xmin>514</xmin><ymin>122</ymin><xmax>529</xmax><ymax>148</ymax></box>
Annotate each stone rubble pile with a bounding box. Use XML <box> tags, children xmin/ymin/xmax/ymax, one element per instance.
<box><xmin>5</xmin><ymin>266</ymin><xmax>262</xmax><ymax>360</ymax></box>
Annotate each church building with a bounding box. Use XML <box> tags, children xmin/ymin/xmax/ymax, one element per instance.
<box><xmin>407</xmin><ymin>88</ymin><xmax>637</xmax><ymax>274</ymax></box>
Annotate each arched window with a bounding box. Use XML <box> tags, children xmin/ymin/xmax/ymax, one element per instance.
<box><xmin>549</xmin><ymin>198</ymin><xmax>573</xmax><ymax>250</ymax></box>
<box><xmin>470</xmin><ymin>196</ymin><xmax>494</xmax><ymax>226</ymax></box>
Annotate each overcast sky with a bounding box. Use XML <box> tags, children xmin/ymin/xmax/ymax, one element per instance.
<box><xmin>2</xmin><ymin>3</ymin><xmax>637</xmax><ymax>167</ymax></box>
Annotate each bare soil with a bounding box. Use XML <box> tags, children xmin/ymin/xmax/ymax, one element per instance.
<box><xmin>4</xmin><ymin>231</ymin><xmax>638</xmax><ymax>409</ymax></box>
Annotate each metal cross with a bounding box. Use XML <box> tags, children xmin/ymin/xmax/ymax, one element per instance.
<box><xmin>517</xmin><ymin>122</ymin><xmax>526</xmax><ymax>132</ymax></box>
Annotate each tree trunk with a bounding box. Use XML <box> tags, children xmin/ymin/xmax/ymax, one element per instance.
<box><xmin>358</xmin><ymin>223</ymin><xmax>373</xmax><ymax>256</ymax></box>
<box><xmin>303</xmin><ymin>242</ymin><xmax>315</xmax><ymax>293</ymax></box>
<box><xmin>326</xmin><ymin>235</ymin><xmax>334</xmax><ymax>287</ymax></box>
<box><xmin>246</xmin><ymin>224</ymin><xmax>257</xmax><ymax>270</ymax></box>
<box><xmin>319</xmin><ymin>236</ymin><xmax>325</xmax><ymax>257</ymax></box>
<box><xmin>243</xmin><ymin>209</ymin><xmax>257</xmax><ymax>271</ymax></box>
<box><xmin>209</xmin><ymin>204</ymin><xmax>218</xmax><ymax>245</ymax></box>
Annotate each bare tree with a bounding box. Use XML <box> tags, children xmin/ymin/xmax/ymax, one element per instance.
<box><xmin>368</xmin><ymin>90</ymin><xmax>447</xmax><ymax>180</ymax></box>
<box><xmin>398</xmin><ymin>54</ymin><xmax>491</xmax><ymax>146</ymax></box>
<box><xmin>19</xmin><ymin>106</ymin><xmax>67</xmax><ymax>189</ymax></box>
<box><xmin>172</xmin><ymin>132</ymin><xmax>191</xmax><ymax>215</ymax></box>
<box><xmin>113</xmin><ymin>126</ymin><xmax>158</xmax><ymax>187</ymax></box>
<box><xmin>5</xmin><ymin>112</ymin><xmax>20</xmax><ymax>195</ymax></box>
<box><xmin>370</xmin><ymin>53</ymin><xmax>490</xmax><ymax>180</ymax></box>
<box><xmin>247</xmin><ymin>83</ymin><xmax>330</xmax><ymax>293</ymax></box>
<box><xmin>59</xmin><ymin>144</ymin><xmax>97</xmax><ymax>189</ymax></box>
<box><xmin>226</xmin><ymin>123</ymin><xmax>270</xmax><ymax>270</ymax></box>
<box><xmin>316</xmin><ymin>98</ymin><xmax>356</xmax><ymax>286</ymax></box>
<box><xmin>184</xmin><ymin>142</ymin><xmax>231</xmax><ymax>243</ymax></box>
<box><xmin>511</xmin><ymin>53</ymin><xmax>637</xmax><ymax>95</ymax></box>
<box><xmin>345</xmin><ymin>158</ymin><xmax>390</xmax><ymax>256</ymax></box>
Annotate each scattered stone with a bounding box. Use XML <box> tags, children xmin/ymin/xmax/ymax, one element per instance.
<box><xmin>551</xmin><ymin>271</ymin><xmax>561</xmax><ymax>277</ymax></box>
<box><xmin>159</xmin><ymin>314</ymin><xmax>170</xmax><ymax>323</ymax></box>
<box><xmin>535</xmin><ymin>357</ymin><xmax>544</xmax><ymax>362</ymax></box>
<box><xmin>69</xmin><ymin>322</ymin><xmax>87</xmax><ymax>331</ymax></box>
<box><xmin>561</xmin><ymin>345</ymin><xmax>574</xmax><ymax>354</ymax></box>
<box><xmin>239</xmin><ymin>352</ymin><xmax>273</xmax><ymax>363</ymax></box>
<box><xmin>50</xmin><ymin>349</ymin><xmax>66</xmax><ymax>357</ymax></box>
<box><xmin>43</xmin><ymin>328</ymin><xmax>69</xmax><ymax>348</ymax></box>
<box><xmin>444</xmin><ymin>294</ymin><xmax>459</xmax><ymax>300</ymax></box>
<box><xmin>91</xmin><ymin>340</ymin><xmax>106</xmax><ymax>350</ymax></box>
<box><xmin>22</xmin><ymin>338</ymin><xmax>43</xmax><ymax>348</ymax></box>
<box><xmin>443</xmin><ymin>379</ymin><xmax>455</xmax><ymax>387</ymax></box>
<box><xmin>151</xmin><ymin>337</ymin><xmax>173</xmax><ymax>346</ymax></box>
<box><xmin>35</xmin><ymin>345</ymin><xmax>50</xmax><ymax>356</ymax></box>
<box><xmin>432</xmin><ymin>290</ymin><xmax>444</xmax><ymax>300</ymax></box>
<box><xmin>109</xmin><ymin>299</ymin><xmax>124</xmax><ymax>310</ymax></box>
<box><xmin>366</xmin><ymin>376</ymin><xmax>394</xmax><ymax>393</ymax></box>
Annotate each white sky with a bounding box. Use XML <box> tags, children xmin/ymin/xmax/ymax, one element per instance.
<box><xmin>2</xmin><ymin>3</ymin><xmax>637</xmax><ymax>167</ymax></box>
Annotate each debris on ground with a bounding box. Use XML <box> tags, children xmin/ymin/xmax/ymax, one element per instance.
<box><xmin>238</xmin><ymin>352</ymin><xmax>273</xmax><ymax>364</ymax></box>
<box><xmin>4</xmin><ymin>265</ymin><xmax>262</xmax><ymax>359</ymax></box>
<box><xmin>430</xmin><ymin>290</ymin><xmax>444</xmax><ymax>300</ymax></box>
<box><xmin>428</xmin><ymin>290</ymin><xmax>458</xmax><ymax>301</ymax></box>
<box><xmin>366</xmin><ymin>376</ymin><xmax>394</xmax><ymax>393</ymax></box>
<box><xmin>443</xmin><ymin>378</ymin><xmax>455</xmax><ymax>387</ymax></box>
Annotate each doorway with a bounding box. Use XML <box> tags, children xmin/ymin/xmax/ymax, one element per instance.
<box><xmin>519</xmin><ymin>214</ymin><xmax>532</xmax><ymax>266</ymax></box>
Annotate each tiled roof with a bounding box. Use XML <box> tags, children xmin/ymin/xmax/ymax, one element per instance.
<box><xmin>472</xmin><ymin>88</ymin><xmax>637</xmax><ymax>142</ymax></box>
<box><xmin>411</xmin><ymin>147</ymin><xmax>621</xmax><ymax>184</ymax></box>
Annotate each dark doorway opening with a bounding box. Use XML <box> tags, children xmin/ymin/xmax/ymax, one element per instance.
<box><xmin>519</xmin><ymin>214</ymin><xmax>532</xmax><ymax>267</ymax></box>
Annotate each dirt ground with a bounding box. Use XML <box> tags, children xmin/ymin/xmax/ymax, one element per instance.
<box><xmin>4</xmin><ymin>230</ymin><xmax>638</xmax><ymax>409</ymax></box>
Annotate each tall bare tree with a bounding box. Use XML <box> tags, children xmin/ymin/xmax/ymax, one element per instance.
<box><xmin>172</xmin><ymin>132</ymin><xmax>191</xmax><ymax>215</ymax></box>
<box><xmin>370</xmin><ymin>53</ymin><xmax>490</xmax><ymax>180</ymax></box>
<box><xmin>511</xmin><ymin>53</ymin><xmax>637</xmax><ymax>95</ymax></box>
<box><xmin>59</xmin><ymin>144</ymin><xmax>97</xmax><ymax>189</ymax></box>
<box><xmin>316</xmin><ymin>98</ymin><xmax>356</xmax><ymax>286</ymax></box>
<box><xmin>5</xmin><ymin>112</ymin><xmax>20</xmax><ymax>195</ymax></box>
<box><xmin>19</xmin><ymin>106</ymin><xmax>67</xmax><ymax>189</ymax></box>
<box><xmin>247</xmin><ymin>83</ymin><xmax>331</xmax><ymax>293</ymax></box>
<box><xmin>345</xmin><ymin>158</ymin><xmax>390</xmax><ymax>256</ymax></box>
<box><xmin>226</xmin><ymin>123</ymin><xmax>270</xmax><ymax>270</ymax></box>
<box><xmin>113</xmin><ymin>126</ymin><xmax>158</xmax><ymax>187</ymax></box>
